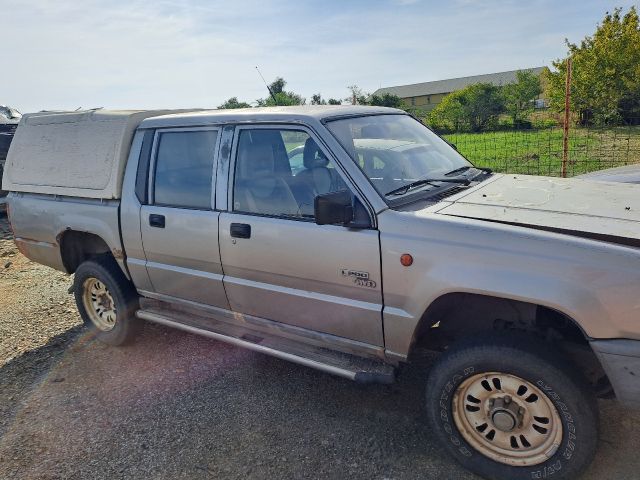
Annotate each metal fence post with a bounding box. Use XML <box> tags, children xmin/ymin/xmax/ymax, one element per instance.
<box><xmin>562</xmin><ymin>57</ymin><xmax>572</xmax><ymax>178</ymax></box>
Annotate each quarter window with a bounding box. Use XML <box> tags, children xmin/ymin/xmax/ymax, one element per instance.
<box><xmin>153</xmin><ymin>130</ymin><xmax>218</xmax><ymax>209</ymax></box>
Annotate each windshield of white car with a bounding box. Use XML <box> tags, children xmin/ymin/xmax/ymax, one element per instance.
<box><xmin>325</xmin><ymin>114</ymin><xmax>475</xmax><ymax>199</ymax></box>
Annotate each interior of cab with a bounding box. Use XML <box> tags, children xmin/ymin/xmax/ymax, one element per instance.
<box><xmin>233</xmin><ymin>129</ymin><xmax>345</xmax><ymax>218</ymax></box>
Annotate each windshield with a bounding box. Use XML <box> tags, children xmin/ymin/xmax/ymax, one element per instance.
<box><xmin>325</xmin><ymin>114</ymin><xmax>473</xmax><ymax>198</ymax></box>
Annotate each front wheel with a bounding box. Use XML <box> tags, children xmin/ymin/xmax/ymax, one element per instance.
<box><xmin>425</xmin><ymin>332</ymin><xmax>598</xmax><ymax>480</ymax></box>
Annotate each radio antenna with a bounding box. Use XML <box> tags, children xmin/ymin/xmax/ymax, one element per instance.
<box><xmin>255</xmin><ymin>66</ymin><xmax>277</xmax><ymax>105</ymax></box>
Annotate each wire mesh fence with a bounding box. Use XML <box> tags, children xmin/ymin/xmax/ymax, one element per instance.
<box><xmin>438</xmin><ymin>121</ymin><xmax>640</xmax><ymax>177</ymax></box>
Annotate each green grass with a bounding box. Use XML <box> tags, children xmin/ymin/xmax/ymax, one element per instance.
<box><xmin>443</xmin><ymin>126</ymin><xmax>640</xmax><ymax>177</ymax></box>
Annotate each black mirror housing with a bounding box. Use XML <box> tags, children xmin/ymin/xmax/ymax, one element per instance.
<box><xmin>314</xmin><ymin>190</ymin><xmax>354</xmax><ymax>226</ymax></box>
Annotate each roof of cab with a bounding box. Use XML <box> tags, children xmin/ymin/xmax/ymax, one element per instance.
<box><xmin>140</xmin><ymin>105</ymin><xmax>405</xmax><ymax>129</ymax></box>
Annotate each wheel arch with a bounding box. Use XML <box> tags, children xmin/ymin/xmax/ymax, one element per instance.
<box><xmin>408</xmin><ymin>292</ymin><xmax>611</xmax><ymax>396</ymax></box>
<box><xmin>58</xmin><ymin>229</ymin><xmax>126</xmax><ymax>276</ymax></box>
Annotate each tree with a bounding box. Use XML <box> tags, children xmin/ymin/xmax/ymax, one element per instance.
<box><xmin>546</xmin><ymin>7</ymin><xmax>640</xmax><ymax>124</ymax></box>
<box><xmin>428</xmin><ymin>83</ymin><xmax>504</xmax><ymax>132</ymax></box>
<box><xmin>269</xmin><ymin>77</ymin><xmax>286</xmax><ymax>95</ymax></box>
<box><xmin>502</xmin><ymin>70</ymin><xmax>542</xmax><ymax>125</ymax></box>
<box><xmin>427</xmin><ymin>90</ymin><xmax>467</xmax><ymax>132</ymax></box>
<box><xmin>218</xmin><ymin>97</ymin><xmax>251</xmax><ymax>109</ymax></box>
<box><xmin>311</xmin><ymin>93</ymin><xmax>327</xmax><ymax>105</ymax></box>
<box><xmin>369</xmin><ymin>93</ymin><xmax>405</xmax><ymax>108</ymax></box>
<box><xmin>310</xmin><ymin>94</ymin><xmax>343</xmax><ymax>105</ymax></box>
<box><xmin>256</xmin><ymin>77</ymin><xmax>305</xmax><ymax>106</ymax></box>
<box><xmin>346</xmin><ymin>85</ymin><xmax>369</xmax><ymax>105</ymax></box>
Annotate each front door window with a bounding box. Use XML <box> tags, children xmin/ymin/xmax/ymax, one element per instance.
<box><xmin>232</xmin><ymin>128</ymin><xmax>345</xmax><ymax>218</ymax></box>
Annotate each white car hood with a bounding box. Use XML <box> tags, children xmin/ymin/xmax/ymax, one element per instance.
<box><xmin>437</xmin><ymin>174</ymin><xmax>640</xmax><ymax>241</ymax></box>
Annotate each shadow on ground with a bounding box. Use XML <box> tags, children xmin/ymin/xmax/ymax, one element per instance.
<box><xmin>0</xmin><ymin>322</ymin><xmax>639</xmax><ymax>480</ymax></box>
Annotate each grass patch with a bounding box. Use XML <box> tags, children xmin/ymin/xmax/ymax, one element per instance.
<box><xmin>444</xmin><ymin>126</ymin><xmax>640</xmax><ymax>177</ymax></box>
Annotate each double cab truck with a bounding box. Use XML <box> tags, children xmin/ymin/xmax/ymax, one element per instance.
<box><xmin>4</xmin><ymin>106</ymin><xmax>640</xmax><ymax>480</ymax></box>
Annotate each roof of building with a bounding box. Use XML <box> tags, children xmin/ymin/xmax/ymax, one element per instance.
<box><xmin>373</xmin><ymin>67</ymin><xmax>545</xmax><ymax>99</ymax></box>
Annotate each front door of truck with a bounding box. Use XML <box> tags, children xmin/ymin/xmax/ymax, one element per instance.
<box><xmin>139</xmin><ymin>127</ymin><xmax>229</xmax><ymax>309</ymax></box>
<box><xmin>218</xmin><ymin>126</ymin><xmax>383</xmax><ymax>346</ymax></box>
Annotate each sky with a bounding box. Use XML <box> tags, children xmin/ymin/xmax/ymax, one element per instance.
<box><xmin>2</xmin><ymin>0</ymin><xmax>638</xmax><ymax>113</ymax></box>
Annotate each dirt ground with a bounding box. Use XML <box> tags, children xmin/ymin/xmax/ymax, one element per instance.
<box><xmin>1</xmin><ymin>215</ymin><xmax>640</xmax><ymax>479</ymax></box>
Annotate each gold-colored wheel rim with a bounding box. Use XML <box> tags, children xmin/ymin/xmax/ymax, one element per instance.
<box><xmin>452</xmin><ymin>372</ymin><xmax>563</xmax><ymax>466</ymax></box>
<box><xmin>82</xmin><ymin>278</ymin><xmax>117</xmax><ymax>332</ymax></box>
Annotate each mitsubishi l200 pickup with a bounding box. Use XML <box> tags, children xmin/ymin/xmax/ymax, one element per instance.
<box><xmin>4</xmin><ymin>106</ymin><xmax>640</xmax><ymax>480</ymax></box>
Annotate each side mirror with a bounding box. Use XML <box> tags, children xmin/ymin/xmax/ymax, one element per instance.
<box><xmin>314</xmin><ymin>190</ymin><xmax>354</xmax><ymax>226</ymax></box>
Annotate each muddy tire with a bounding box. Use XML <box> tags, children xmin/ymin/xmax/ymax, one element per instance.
<box><xmin>73</xmin><ymin>256</ymin><xmax>140</xmax><ymax>346</ymax></box>
<box><xmin>425</xmin><ymin>332</ymin><xmax>598</xmax><ymax>480</ymax></box>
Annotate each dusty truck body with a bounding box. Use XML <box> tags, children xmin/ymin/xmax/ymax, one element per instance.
<box><xmin>4</xmin><ymin>106</ymin><xmax>640</xmax><ymax>480</ymax></box>
<box><xmin>0</xmin><ymin>105</ymin><xmax>21</xmax><ymax>211</ymax></box>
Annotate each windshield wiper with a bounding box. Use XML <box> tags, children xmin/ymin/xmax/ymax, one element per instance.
<box><xmin>385</xmin><ymin>177</ymin><xmax>470</xmax><ymax>196</ymax></box>
<box><xmin>445</xmin><ymin>165</ymin><xmax>493</xmax><ymax>177</ymax></box>
<box><xmin>445</xmin><ymin>166</ymin><xmax>472</xmax><ymax>176</ymax></box>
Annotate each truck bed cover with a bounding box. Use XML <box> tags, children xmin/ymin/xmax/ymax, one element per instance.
<box><xmin>2</xmin><ymin>109</ymin><xmax>185</xmax><ymax>199</ymax></box>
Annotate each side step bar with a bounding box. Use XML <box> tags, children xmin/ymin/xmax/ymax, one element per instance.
<box><xmin>136</xmin><ymin>309</ymin><xmax>395</xmax><ymax>384</ymax></box>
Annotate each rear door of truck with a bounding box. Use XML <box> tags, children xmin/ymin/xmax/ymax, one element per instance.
<box><xmin>138</xmin><ymin>126</ymin><xmax>229</xmax><ymax>309</ymax></box>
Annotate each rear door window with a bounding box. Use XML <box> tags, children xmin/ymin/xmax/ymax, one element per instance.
<box><xmin>153</xmin><ymin>130</ymin><xmax>218</xmax><ymax>209</ymax></box>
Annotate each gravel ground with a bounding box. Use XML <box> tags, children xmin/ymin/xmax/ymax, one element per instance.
<box><xmin>1</xmin><ymin>215</ymin><xmax>640</xmax><ymax>479</ymax></box>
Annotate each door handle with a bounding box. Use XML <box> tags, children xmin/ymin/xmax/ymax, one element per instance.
<box><xmin>149</xmin><ymin>214</ymin><xmax>165</xmax><ymax>228</ymax></box>
<box><xmin>230</xmin><ymin>223</ymin><xmax>251</xmax><ymax>239</ymax></box>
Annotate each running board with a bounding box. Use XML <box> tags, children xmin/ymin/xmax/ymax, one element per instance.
<box><xmin>136</xmin><ymin>308</ymin><xmax>396</xmax><ymax>384</ymax></box>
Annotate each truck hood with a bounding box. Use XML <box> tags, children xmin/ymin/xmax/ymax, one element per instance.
<box><xmin>437</xmin><ymin>174</ymin><xmax>640</xmax><ymax>242</ymax></box>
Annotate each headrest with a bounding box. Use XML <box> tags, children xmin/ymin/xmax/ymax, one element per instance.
<box><xmin>238</xmin><ymin>141</ymin><xmax>275</xmax><ymax>179</ymax></box>
<box><xmin>303</xmin><ymin>138</ymin><xmax>329</xmax><ymax>169</ymax></box>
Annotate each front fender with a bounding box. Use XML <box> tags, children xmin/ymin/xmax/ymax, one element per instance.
<box><xmin>379</xmin><ymin>210</ymin><xmax>640</xmax><ymax>358</ymax></box>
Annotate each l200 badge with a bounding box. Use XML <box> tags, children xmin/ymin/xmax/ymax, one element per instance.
<box><xmin>340</xmin><ymin>269</ymin><xmax>376</xmax><ymax>288</ymax></box>
<box><xmin>340</xmin><ymin>269</ymin><xmax>370</xmax><ymax>279</ymax></box>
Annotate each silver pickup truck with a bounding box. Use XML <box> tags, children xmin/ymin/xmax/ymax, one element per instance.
<box><xmin>4</xmin><ymin>106</ymin><xmax>640</xmax><ymax>480</ymax></box>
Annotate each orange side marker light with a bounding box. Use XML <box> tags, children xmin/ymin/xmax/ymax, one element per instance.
<box><xmin>400</xmin><ymin>253</ymin><xmax>413</xmax><ymax>267</ymax></box>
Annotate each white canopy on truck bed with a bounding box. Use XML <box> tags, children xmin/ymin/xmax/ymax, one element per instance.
<box><xmin>2</xmin><ymin>109</ymin><xmax>183</xmax><ymax>199</ymax></box>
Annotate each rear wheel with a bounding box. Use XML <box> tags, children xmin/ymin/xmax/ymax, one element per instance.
<box><xmin>73</xmin><ymin>256</ymin><xmax>140</xmax><ymax>345</ymax></box>
<box><xmin>425</xmin><ymin>332</ymin><xmax>598</xmax><ymax>480</ymax></box>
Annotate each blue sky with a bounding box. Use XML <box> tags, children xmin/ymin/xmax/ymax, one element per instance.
<box><xmin>2</xmin><ymin>0</ymin><xmax>638</xmax><ymax>112</ymax></box>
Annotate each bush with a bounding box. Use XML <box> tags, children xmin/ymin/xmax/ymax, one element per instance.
<box><xmin>428</xmin><ymin>83</ymin><xmax>505</xmax><ymax>133</ymax></box>
<box><xmin>531</xmin><ymin>117</ymin><xmax>559</xmax><ymax>129</ymax></box>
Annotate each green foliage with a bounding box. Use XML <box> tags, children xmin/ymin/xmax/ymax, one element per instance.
<box><xmin>269</xmin><ymin>77</ymin><xmax>286</xmax><ymax>95</ymax></box>
<box><xmin>258</xmin><ymin>91</ymin><xmax>306</xmax><ymax>106</ymax></box>
<box><xmin>310</xmin><ymin>94</ymin><xmax>342</xmax><ymax>105</ymax></box>
<box><xmin>218</xmin><ymin>97</ymin><xmax>251</xmax><ymax>109</ymax></box>
<box><xmin>256</xmin><ymin>77</ymin><xmax>305</xmax><ymax>106</ymax></box>
<box><xmin>502</xmin><ymin>70</ymin><xmax>542</xmax><ymax>125</ymax></box>
<box><xmin>311</xmin><ymin>93</ymin><xmax>326</xmax><ymax>105</ymax></box>
<box><xmin>531</xmin><ymin>117</ymin><xmax>559</xmax><ymax>129</ymax></box>
<box><xmin>547</xmin><ymin>6</ymin><xmax>640</xmax><ymax>125</ymax></box>
<box><xmin>427</xmin><ymin>90</ymin><xmax>466</xmax><ymax>132</ymax></box>
<box><xmin>369</xmin><ymin>93</ymin><xmax>405</xmax><ymax>108</ymax></box>
<box><xmin>443</xmin><ymin>126</ymin><xmax>640</xmax><ymax>176</ymax></box>
<box><xmin>345</xmin><ymin>85</ymin><xmax>370</xmax><ymax>105</ymax></box>
<box><xmin>428</xmin><ymin>83</ymin><xmax>504</xmax><ymax>132</ymax></box>
<box><xmin>344</xmin><ymin>86</ymin><xmax>405</xmax><ymax>109</ymax></box>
